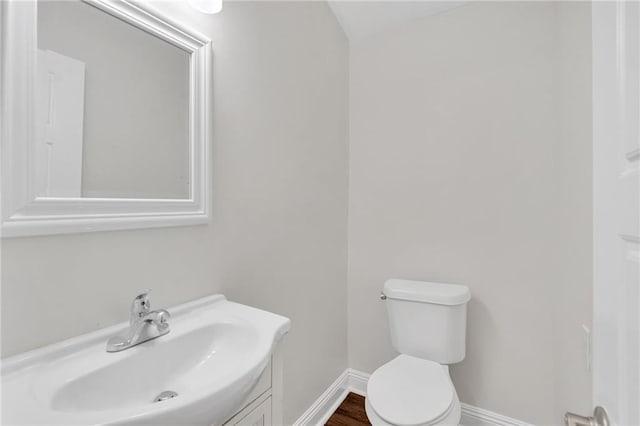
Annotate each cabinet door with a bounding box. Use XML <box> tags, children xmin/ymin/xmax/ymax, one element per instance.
<box><xmin>232</xmin><ymin>396</ymin><xmax>272</xmax><ymax>426</ymax></box>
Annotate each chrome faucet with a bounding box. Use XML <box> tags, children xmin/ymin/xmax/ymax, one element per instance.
<box><xmin>106</xmin><ymin>292</ymin><xmax>171</xmax><ymax>352</ymax></box>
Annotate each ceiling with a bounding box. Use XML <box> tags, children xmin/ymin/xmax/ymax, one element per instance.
<box><xmin>327</xmin><ymin>1</ymin><xmax>466</xmax><ymax>40</ymax></box>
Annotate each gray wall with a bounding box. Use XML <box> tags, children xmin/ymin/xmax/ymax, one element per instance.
<box><xmin>2</xmin><ymin>2</ymin><xmax>349</xmax><ymax>424</ymax></box>
<box><xmin>552</xmin><ymin>2</ymin><xmax>593</xmax><ymax>421</ymax></box>
<box><xmin>347</xmin><ymin>2</ymin><xmax>592</xmax><ymax>424</ymax></box>
<box><xmin>38</xmin><ymin>0</ymin><xmax>190</xmax><ymax>199</ymax></box>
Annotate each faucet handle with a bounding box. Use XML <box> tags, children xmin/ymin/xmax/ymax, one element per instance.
<box><xmin>155</xmin><ymin>309</ymin><xmax>170</xmax><ymax>324</ymax></box>
<box><xmin>130</xmin><ymin>291</ymin><xmax>152</xmax><ymax>323</ymax></box>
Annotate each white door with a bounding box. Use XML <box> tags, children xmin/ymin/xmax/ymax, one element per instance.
<box><xmin>36</xmin><ymin>49</ymin><xmax>85</xmax><ymax>197</ymax></box>
<box><xmin>593</xmin><ymin>2</ymin><xmax>640</xmax><ymax>425</ymax></box>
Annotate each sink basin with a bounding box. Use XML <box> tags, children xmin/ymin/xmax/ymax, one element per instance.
<box><xmin>2</xmin><ymin>295</ymin><xmax>290</xmax><ymax>425</ymax></box>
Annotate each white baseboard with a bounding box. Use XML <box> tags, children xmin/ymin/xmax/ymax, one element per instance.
<box><xmin>345</xmin><ymin>368</ymin><xmax>369</xmax><ymax>396</ymax></box>
<box><xmin>293</xmin><ymin>368</ymin><xmax>532</xmax><ymax>426</ymax></box>
<box><xmin>292</xmin><ymin>370</ymin><xmax>350</xmax><ymax>426</ymax></box>
<box><xmin>459</xmin><ymin>404</ymin><xmax>533</xmax><ymax>426</ymax></box>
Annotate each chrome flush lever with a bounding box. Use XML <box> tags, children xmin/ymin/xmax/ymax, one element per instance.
<box><xmin>379</xmin><ymin>292</ymin><xmax>387</xmax><ymax>300</ymax></box>
<box><xmin>565</xmin><ymin>407</ymin><xmax>609</xmax><ymax>426</ymax></box>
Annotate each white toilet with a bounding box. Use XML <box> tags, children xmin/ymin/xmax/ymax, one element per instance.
<box><xmin>365</xmin><ymin>279</ymin><xmax>471</xmax><ymax>426</ymax></box>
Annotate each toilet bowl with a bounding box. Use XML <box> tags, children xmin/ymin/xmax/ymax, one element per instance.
<box><xmin>365</xmin><ymin>279</ymin><xmax>470</xmax><ymax>426</ymax></box>
<box><xmin>364</xmin><ymin>355</ymin><xmax>461</xmax><ymax>426</ymax></box>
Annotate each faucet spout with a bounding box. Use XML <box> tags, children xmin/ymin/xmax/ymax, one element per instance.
<box><xmin>130</xmin><ymin>291</ymin><xmax>151</xmax><ymax>325</ymax></box>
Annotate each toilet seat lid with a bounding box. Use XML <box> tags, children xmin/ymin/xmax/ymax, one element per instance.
<box><xmin>367</xmin><ymin>355</ymin><xmax>454</xmax><ymax>426</ymax></box>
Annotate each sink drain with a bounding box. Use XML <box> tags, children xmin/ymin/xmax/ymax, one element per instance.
<box><xmin>153</xmin><ymin>390</ymin><xmax>178</xmax><ymax>403</ymax></box>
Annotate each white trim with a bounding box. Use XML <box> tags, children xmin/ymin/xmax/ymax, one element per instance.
<box><xmin>292</xmin><ymin>370</ymin><xmax>350</xmax><ymax>426</ymax></box>
<box><xmin>0</xmin><ymin>0</ymin><xmax>212</xmax><ymax>237</ymax></box>
<box><xmin>346</xmin><ymin>368</ymin><xmax>369</xmax><ymax>396</ymax></box>
<box><xmin>293</xmin><ymin>369</ymin><xmax>533</xmax><ymax>426</ymax></box>
<box><xmin>460</xmin><ymin>404</ymin><xmax>533</xmax><ymax>426</ymax></box>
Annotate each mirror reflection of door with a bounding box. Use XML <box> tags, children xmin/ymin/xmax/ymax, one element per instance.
<box><xmin>36</xmin><ymin>49</ymin><xmax>86</xmax><ymax>198</ymax></box>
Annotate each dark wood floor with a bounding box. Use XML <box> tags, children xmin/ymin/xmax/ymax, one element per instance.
<box><xmin>325</xmin><ymin>392</ymin><xmax>372</xmax><ymax>426</ymax></box>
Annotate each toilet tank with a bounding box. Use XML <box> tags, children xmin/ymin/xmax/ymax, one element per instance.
<box><xmin>383</xmin><ymin>279</ymin><xmax>470</xmax><ymax>364</ymax></box>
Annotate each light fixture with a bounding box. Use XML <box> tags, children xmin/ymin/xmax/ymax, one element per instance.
<box><xmin>187</xmin><ymin>0</ymin><xmax>222</xmax><ymax>14</ymax></box>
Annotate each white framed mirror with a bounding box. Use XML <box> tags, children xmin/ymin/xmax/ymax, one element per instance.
<box><xmin>1</xmin><ymin>0</ymin><xmax>211</xmax><ymax>237</ymax></box>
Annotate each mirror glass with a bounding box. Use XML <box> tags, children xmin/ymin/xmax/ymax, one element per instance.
<box><xmin>36</xmin><ymin>0</ymin><xmax>190</xmax><ymax>199</ymax></box>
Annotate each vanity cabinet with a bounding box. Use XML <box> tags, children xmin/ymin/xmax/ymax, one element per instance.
<box><xmin>221</xmin><ymin>346</ymin><xmax>284</xmax><ymax>426</ymax></box>
<box><xmin>226</xmin><ymin>396</ymin><xmax>272</xmax><ymax>426</ymax></box>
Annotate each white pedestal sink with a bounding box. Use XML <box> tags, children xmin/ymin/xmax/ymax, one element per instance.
<box><xmin>2</xmin><ymin>295</ymin><xmax>290</xmax><ymax>425</ymax></box>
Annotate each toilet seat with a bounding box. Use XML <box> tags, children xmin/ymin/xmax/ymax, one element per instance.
<box><xmin>367</xmin><ymin>355</ymin><xmax>455</xmax><ymax>426</ymax></box>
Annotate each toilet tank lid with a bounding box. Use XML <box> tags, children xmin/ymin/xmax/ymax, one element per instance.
<box><xmin>383</xmin><ymin>279</ymin><xmax>470</xmax><ymax>305</ymax></box>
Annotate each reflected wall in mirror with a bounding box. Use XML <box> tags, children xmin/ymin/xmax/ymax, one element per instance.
<box><xmin>37</xmin><ymin>0</ymin><xmax>190</xmax><ymax>199</ymax></box>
